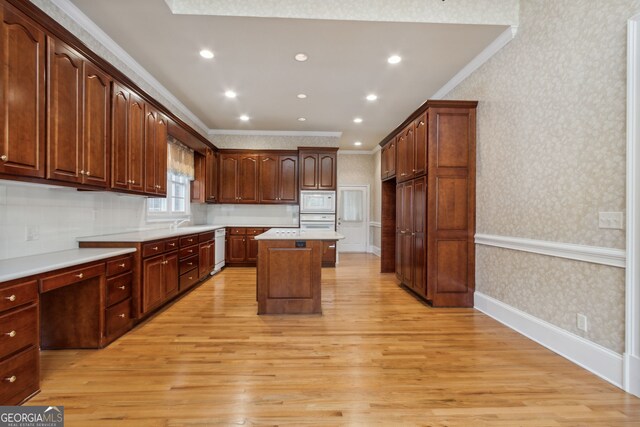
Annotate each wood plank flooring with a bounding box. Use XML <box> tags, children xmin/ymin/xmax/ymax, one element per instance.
<box><xmin>28</xmin><ymin>254</ymin><xmax>640</xmax><ymax>426</ymax></box>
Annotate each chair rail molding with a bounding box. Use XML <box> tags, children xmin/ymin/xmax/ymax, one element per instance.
<box><xmin>474</xmin><ymin>234</ymin><xmax>626</xmax><ymax>268</ymax></box>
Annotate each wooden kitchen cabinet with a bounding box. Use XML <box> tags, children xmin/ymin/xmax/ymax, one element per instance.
<box><xmin>205</xmin><ymin>149</ymin><xmax>218</xmax><ymax>203</ymax></box>
<box><xmin>47</xmin><ymin>36</ymin><xmax>111</xmax><ymax>188</ymax></box>
<box><xmin>381</xmin><ymin>139</ymin><xmax>396</xmax><ymax>180</ymax></box>
<box><xmin>298</xmin><ymin>148</ymin><xmax>338</xmax><ymax>190</ymax></box>
<box><xmin>228</xmin><ymin>234</ymin><xmax>247</xmax><ymax>264</ymax></box>
<box><xmin>0</xmin><ymin>1</ymin><xmax>46</xmax><ymax>179</ymax></box>
<box><xmin>259</xmin><ymin>153</ymin><xmax>298</xmax><ymax>204</ymax></box>
<box><xmin>111</xmin><ymin>83</ymin><xmax>145</xmax><ymax>193</ymax></box>
<box><xmin>144</xmin><ymin>105</ymin><xmax>168</xmax><ymax>196</ymax></box>
<box><xmin>219</xmin><ymin>153</ymin><xmax>238</xmax><ymax>203</ymax></box>
<box><xmin>219</xmin><ymin>153</ymin><xmax>259</xmax><ymax>203</ymax></box>
<box><xmin>225</xmin><ymin>227</ymin><xmax>268</xmax><ymax>266</ymax></box>
<box><xmin>322</xmin><ymin>241</ymin><xmax>337</xmax><ymax>267</ymax></box>
<box><xmin>142</xmin><ymin>249</ymin><xmax>178</xmax><ymax>314</ymax></box>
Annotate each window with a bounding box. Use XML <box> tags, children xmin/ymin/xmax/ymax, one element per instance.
<box><xmin>147</xmin><ymin>172</ymin><xmax>191</xmax><ymax>220</ymax></box>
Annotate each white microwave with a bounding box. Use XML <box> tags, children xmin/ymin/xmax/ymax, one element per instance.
<box><xmin>300</xmin><ymin>191</ymin><xmax>336</xmax><ymax>213</ymax></box>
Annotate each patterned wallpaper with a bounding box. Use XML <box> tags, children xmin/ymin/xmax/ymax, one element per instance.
<box><xmin>445</xmin><ymin>0</ymin><xmax>640</xmax><ymax>353</ymax></box>
<box><xmin>211</xmin><ymin>134</ymin><xmax>339</xmax><ymax>150</ymax></box>
<box><xmin>337</xmin><ymin>153</ymin><xmax>377</xmax><ymax>218</ymax></box>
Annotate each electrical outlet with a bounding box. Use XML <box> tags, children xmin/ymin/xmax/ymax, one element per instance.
<box><xmin>577</xmin><ymin>313</ymin><xmax>588</xmax><ymax>332</ymax></box>
<box><xmin>598</xmin><ymin>212</ymin><xmax>623</xmax><ymax>229</ymax></box>
<box><xmin>25</xmin><ymin>225</ymin><xmax>40</xmax><ymax>241</ymax></box>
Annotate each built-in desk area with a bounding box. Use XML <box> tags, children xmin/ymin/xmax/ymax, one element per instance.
<box><xmin>255</xmin><ymin>229</ymin><xmax>343</xmax><ymax>315</ymax></box>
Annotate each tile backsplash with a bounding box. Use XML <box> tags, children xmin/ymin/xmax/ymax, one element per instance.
<box><xmin>207</xmin><ymin>204</ymin><xmax>299</xmax><ymax>226</ymax></box>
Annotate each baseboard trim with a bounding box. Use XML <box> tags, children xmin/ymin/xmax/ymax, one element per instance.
<box><xmin>475</xmin><ymin>292</ymin><xmax>623</xmax><ymax>388</ymax></box>
<box><xmin>368</xmin><ymin>245</ymin><xmax>381</xmax><ymax>257</ymax></box>
<box><xmin>475</xmin><ymin>233</ymin><xmax>626</xmax><ymax>268</ymax></box>
<box><xmin>624</xmin><ymin>353</ymin><xmax>640</xmax><ymax>396</ymax></box>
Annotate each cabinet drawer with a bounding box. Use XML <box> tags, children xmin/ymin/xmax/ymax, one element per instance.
<box><xmin>179</xmin><ymin>269</ymin><xmax>199</xmax><ymax>291</ymax></box>
<box><xmin>165</xmin><ymin>238</ymin><xmax>179</xmax><ymax>251</ymax></box>
<box><xmin>229</xmin><ymin>228</ymin><xmax>245</xmax><ymax>235</ymax></box>
<box><xmin>0</xmin><ymin>305</ymin><xmax>37</xmax><ymax>360</ymax></box>
<box><xmin>142</xmin><ymin>241</ymin><xmax>165</xmax><ymax>257</ymax></box>
<box><xmin>106</xmin><ymin>255</ymin><xmax>133</xmax><ymax>277</ymax></box>
<box><xmin>0</xmin><ymin>281</ymin><xmax>37</xmax><ymax>312</ymax></box>
<box><xmin>179</xmin><ymin>255</ymin><xmax>199</xmax><ymax>275</ymax></box>
<box><xmin>180</xmin><ymin>234</ymin><xmax>198</xmax><ymax>247</ymax></box>
<box><xmin>40</xmin><ymin>263</ymin><xmax>105</xmax><ymax>293</ymax></box>
<box><xmin>105</xmin><ymin>298</ymin><xmax>132</xmax><ymax>337</ymax></box>
<box><xmin>246</xmin><ymin>228</ymin><xmax>264</xmax><ymax>236</ymax></box>
<box><xmin>199</xmin><ymin>231</ymin><xmax>215</xmax><ymax>243</ymax></box>
<box><xmin>0</xmin><ymin>346</ymin><xmax>39</xmax><ymax>405</ymax></box>
<box><xmin>106</xmin><ymin>272</ymin><xmax>132</xmax><ymax>307</ymax></box>
<box><xmin>179</xmin><ymin>245</ymin><xmax>198</xmax><ymax>259</ymax></box>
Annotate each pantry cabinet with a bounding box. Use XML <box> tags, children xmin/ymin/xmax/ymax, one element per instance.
<box><xmin>0</xmin><ymin>1</ymin><xmax>45</xmax><ymax>179</ymax></box>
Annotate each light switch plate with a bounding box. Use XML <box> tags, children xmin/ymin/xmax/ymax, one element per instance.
<box><xmin>599</xmin><ymin>212</ymin><xmax>624</xmax><ymax>229</ymax></box>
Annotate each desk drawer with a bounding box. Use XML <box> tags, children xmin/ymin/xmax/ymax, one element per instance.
<box><xmin>142</xmin><ymin>241</ymin><xmax>165</xmax><ymax>258</ymax></box>
<box><xmin>0</xmin><ymin>346</ymin><xmax>38</xmax><ymax>405</ymax></box>
<box><xmin>179</xmin><ymin>269</ymin><xmax>199</xmax><ymax>291</ymax></box>
<box><xmin>106</xmin><ymin>273</ymin><xmax>132</xmax><ymax>307</ymax></box>
<box><xmin>105</xmin><ymin>298</ymin><xmax>132</xmax><ymax>337</ymax></box>
<box><xmin>179</xmin><ymin>255</ymin><xmax>199</xmax><ymax>275</ymax></box>
<box><xmin>0</xmin><ymin>305</ymin><xmax>37</xmax><ymax>360</ymax></box>
<box><xmin>179</xmin><ymin>245</ymin><xmax>198</xmax><ymax>259</ymax></box>
<box><xmin>40</xmin><ymin>263</ymin><xmax>105</xmax><ymax>293</ymax></box>
<box><xmin>199</xmin><ymin>231</ymin><xmax>215</xmax><ymax>243</ymax></box>
<box><xmin>106</xmin><ymin>255</ymin><xmax>133</xmax><ymax>277</ymax></box>
<box><xmin>180</xmin><ymin>234</ymin><xmax>198</xmax><ymax>247</ymax></box>
<box><xmin>165</xmin><ymin>238</ymin><xmax>179</xmax><ymax>251</ymax></box>
<box><xmin>0</xmin><ymin>281</ymin><xmax>37</xmax><ymax>312</ymax></box>
<box><xmin>229</xmin><ymin>227</ymin><xmax>245</xmax><ymax>235</ymax></box>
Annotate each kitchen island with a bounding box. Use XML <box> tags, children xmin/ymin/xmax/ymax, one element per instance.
<box><xmin>255</xmin><ymin>229</ymin><xmax>344</xmax><ymax>315</ymax></box>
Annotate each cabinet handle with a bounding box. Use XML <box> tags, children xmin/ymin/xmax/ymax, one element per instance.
<box><xmin>188</xmin><ymin>276</ymin><xmax>193</xmax><ymax>280</ymax></box>
<box><xmin>0</xmin><ymin>155</ymin><xmax>7</xmax><ymax>162</ymax></box>
<box><xmin>411</xmin><ymin>233</ymin><xmax>416</xmax><ymax>236</ymax></box>
<box><xmin>152</xmin><ymin>246</ymin><xmax>159</xmax><ymax>251</ymax></box>
<box><xmin>168</xmin><ymin>243</ymin><xmax>175</xmax><ymax>247</ymax></box>
<box><xmin>118</xmin><ymin>313</ymin><xmax>126</xmax><ymax>318</ymax></box>
<box><xmin>75</xmin><ymin>273</ymin><xmax>84</xmax><ymax>279</ymax></box>
<box><xmin>4</xmin><ymin>376</ymin><xmax>16</xmax><ymax>383</ymax></box>
<box><xmin>187</xmin><ymin>250</ymin><xmax>193</xmax><ymax>254</ymax></box>
<box><xmin>5</xmin><ymin>295</ymin><xmax>16</xmax><ymax>302</ymax></box>
<box><xmin>118</xmin><ymin>263</ymin><xmax>126</xmax><ymax>268</ymax></box>
<box><xmin>118</xmin><ymin>285</ymin><xmax>126</xmax><ymax>290</ymax></box>
<box><xmin>5</xmin><ymin>330</ymin><xmax>16</xmax><ymax>338</ymax></box>
<box><xmin>162</xmin><ymin>260</ymin><xmax>168</xmax><ymax>265</ymax></box>
<box><xmin>328</xmin><ymin>245</ymin><xmax>336</xmax><ymax>249</ymax></box>
<box><xmin>188</xmin><ymin>239</ymin><xmax>193</xmax><ymax>242</ymax></box>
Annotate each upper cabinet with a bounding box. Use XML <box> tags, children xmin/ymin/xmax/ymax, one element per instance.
<box><xmin>143</xmin><ymin>105</ymin><xmax>167</xmax><ymax>196</ymax></box>
<box><xmin>47</xmin><ymin>37</ymin><xmax>112</xmax><ymax>188</ymax></box>
<box><xmin>299</xmin><ymin>148</ymin><xmax>337</xmax><ymax>190</ymax></box>
<box><xmin>0</xmin><ymin>1</ymin><xmax>45</xmax><ymax>178</ymax></box>
<box><xmin>111</xmin><ymin>84</ymin><xmax>145</xmax><ymax>193</ymax></box>
<box><xmin>258</xmin><ymin>153</ymin><xmax>298</xmax><ymax>204</ymax></box>
<box><xmin>389</xmin><ymin>112</ymin><xmax>427</xmax><ymax>183</ymax></box>
<box><xmin>205</xmin><ymin>149</ymin><xmax>218</xmax><ymax>203</ymax></box>
<box><xmin>381</xmin><ymin>139</ymin><xmax>396</xmax><ymax>180</ymax></box>
<box><xmin>218</xmin><ymin>153</ymin><xmax>258</xmax><ymax>204</ymax></box>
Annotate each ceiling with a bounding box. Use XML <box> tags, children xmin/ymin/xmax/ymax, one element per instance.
<box><xmin>69</xmin><ymin>0</ymin><xmax>508</xmax><ymax>150</ymax></box>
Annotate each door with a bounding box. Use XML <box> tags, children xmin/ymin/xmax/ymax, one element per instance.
<box><xmin>337</xmin><ymin>185</ymin><xmax>368</xmax><ymax>252</ymax></box>
<box><xmin>228</xmin><ymin>235</ymin><xmax>246</xmax><ymax>263</ymax></box>
<box><xmin>111</xmin><ymin>83</ymin><xmax>129</xmax><ymax>190</ymax></box>
<box><xmin>82</xmin><ymin>62</ymin><xmax>111</xmax><ymax>187</ymax></box>
<box><xmin>413</xmin><ymin>113</ymin><xmax>427</xmax><ymax>176</ymax></box>
<box><xmin>247</xmin><ymin>236</ymin><xmax>259</xmax><ymax>262</ymax></box>
<box><xmin>154</xmin><ymin>113</ymin><xmax>168</xmax><ymax>195</ymax></box>
<box><xmin>205</xmin><ymin>149</ymin><xmax>218</xmax><ymax>203</ymax></box>
<box><xmin>164</xmin><ymin>252</ymin><xmax>178</xmax><ymax>298</ymax></box>
<box><xmin>299</xmin><ymin>152</ymin><xmax>318</xmax><ymax>190</ymax></box>
<box><xmin>401</xmin><ymin>180</ymin><xmax>414</xmax><ymax>286</ymax></box>
<box><xmin>318</xmin><ymin>153</ymin><xmax>336</xmax><ymax>190</ymax></box>
<box><xmin>412</xmin><ymin>176</ymin><xmax>427</xmax><ymax>294</ymax></box>
<box><xmin>143</xmin><ymin>106</ymin><xmax>157</xmax><ymax>194</ymax></box>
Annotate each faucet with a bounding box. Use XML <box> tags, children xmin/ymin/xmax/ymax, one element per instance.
<box><xmin>170</xmin><ymin>219</ymin><xmax>190</xmax><ymax>231</ymax></box>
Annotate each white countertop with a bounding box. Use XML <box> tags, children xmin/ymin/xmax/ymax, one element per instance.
<box><xmin>77</xmin><ymin>225</ymin><xmax>224</xmax><ymax>243</ymax></box>
<box><xmin>0</xmin><ymin>247</ymin><xmax>137</xmax><ymax>283</ymax></box>
<box><xmin>254</xmin><ymin>228</ymin><xmax>344</xmax><ymax>241</ymax></box>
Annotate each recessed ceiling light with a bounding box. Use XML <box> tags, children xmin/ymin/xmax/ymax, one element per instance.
<box><xmin>200</xmin><ymin>49</ymin><xmax>214</xmax><ymax>59</ymax></box>
<box><xmin>354</xmin><ymin>141</ymin><xmax>362</xmax><ymax>146</ymax></box>
<box><xmin>225</xmin><ymin>90</ymin><xmax>237</xmax><ymax>98</ymax></box>
<box><xmin>294</xmin><ymin>53</ymin><xmax>308</xmax><ymax>62</ymax></box>
<box><xmin>297</xmin><ymin>93</ymin><xmax>307</xmax><ymax>99</ymax></box>
<box><xmin>366</xmin><ymin>94</ymin><xmax>378</xmax><ymax>101</ymax></box>
<box><xmin>298</xmin><ymin>117</ymin><xmax>306</xmax><ymax>122</ymax></box>
<box><xmin>387</xmin><ymin>55</ymin><xmax>402</xmax><ymax>64</ymax></box>
<box><xmin>239</xmin><ymin>115</ymin><xmax>250</xmax><ymax>121</ymax></box>
<box><xmin>353</xmin><ymin>117</ymin><xmax>363</xmax><ymax>123</ymax></box>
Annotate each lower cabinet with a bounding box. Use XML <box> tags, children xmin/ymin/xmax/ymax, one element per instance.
<box><xmin>198</xmin><ymin>240</ymin><xmax>215</xmax><ymax>279</ymax></box>
<box><xmin>322</xmin><ymin>241</ymin><xmax>336</xmax><ymax>267</ymax></box>
<box><xmin>225</xmin><ymin>227</ymin><xmax>267</xmax><ymax>266</ymax></box>
<box><xmin>142</xmin><ymin>251</ymin><xmax>178</xmax><ymax>313</ymax></box>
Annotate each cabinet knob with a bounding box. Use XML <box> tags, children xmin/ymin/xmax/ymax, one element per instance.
<box><xmin>75</xmin><ymin>273</ymin><xmax>84</xmax><ymax>279</ymax></box>
<box><xmin>0</xmin><ymin>155</ymin><xmax>7</xmax><ymax>162</ymax></box>
<box><xmin>86</xmin><ymin>171</ymin><xmax>91</xmax><ymax>176</ymax></box>
<box><xmin>328</xmin><ymin>245</ymin><xmax>336</xmax><ymax>249</ymax></box>
<box><xmin>118</xmin><ymin>285</ymin><xmax>126</xmax><ymax>290</ymax></box>
<box><xmin>188</xmin><ymin>250</ymin><xmax>193</xmax><ymax>253</ymax></box>
<box><xmin>5</xmin><ymin>330</ymin><xmax>16</xmax><ymax>338</ymax></box>
<box><xmin>162</xmin><ymin>260</ymin><xmax>168</xmax><ymax>265</ymax></box>
<box><xmin>80</xmin><ymin>170</ymin><xmax>85</xmax><ymax>175</ymax></box>
<box><xmin>188</xmin><ymin>262</ymin><xmax>193</xmax><ymax>266</ymax></box>
<box><xmin>168</xmin><ymin>243</ymin><xmax>175</xmax><ymax>247</ymax></box>
<box><xmin>5</xmin><ymin>295</ymin><xmax>16</xmax><ymax>302</ymax></box>
<box><xmin>118</xmin><ymin>263</ymin><xmax>126</xmax><ymax>268</ymax></box>
<box><xmin>188</xmin><ymin>276</ymin><xmax>193</xmax><ymax>280</ymax></box>
<box><xmin>153</xmin><ymin>246</ymin><xmax>159</xmax><ymax>251</ymax></box>
<box><xmin>118</xmin><ymin>313</ymin><xmax>126</xmax><ymax>318</ymax></box>
<box><xmin>4</xmin><ymin>376</ymin><xmax>16</xmax><ymax>383</ymax></box>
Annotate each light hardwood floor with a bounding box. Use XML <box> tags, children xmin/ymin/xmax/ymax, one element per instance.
<box><xmin>28</xmin><ymin>253</ymin><xmax>640</xmax><ymax>426</ymax></box>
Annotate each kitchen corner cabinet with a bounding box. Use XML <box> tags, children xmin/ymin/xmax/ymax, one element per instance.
<box><xmin>219</xmin><ymin>153</ymin><xmax>259</xmax><ymax>203</ymax></box>
<box><xmin>259</xmin><ymin>153</ymin><xmax>298</xmax><ymax>204</ymax></box>
<box><xmin>47</xmin><ymin>36</ymin><xmax>112</xmax><ymax>188</ymax></box>
<box><xmin>0</xmin><ymin>1</ymin><xmax>46</xmax><ymax>179</ymax></box>
<box><xmin>144</xmin><ymin>105</ymin><xmax>168</xmax><ymax>196</ymax></box>
<box><xmin>299</xmin><ymin>148</ymin><xmax>338</xmax><ymax>190</ymax></box>
<box><xmin>111</xmin><ymin>83</ymin><xmax>145</xmax><ymax>193</ymax></box>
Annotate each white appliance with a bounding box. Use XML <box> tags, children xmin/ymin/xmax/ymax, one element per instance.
<box><xmin>214</xmin><ymin>228</ymin><xmax>226</xmax><ymax>273</ymax></box>
<box><xmin>300</xmin><ymin>190</ymin><xmax>336</xmax><ymax>214</ymax></box>
<box><xmin>299</xmin><ymin>213</ymin><xmax>336</xmax><ymax>230</ymax></box>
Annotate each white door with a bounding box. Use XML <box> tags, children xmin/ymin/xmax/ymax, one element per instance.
<box><xmin>337</xmin><ymin>185</ymin><xmax>368</xmax><ymax>252</ymax></box>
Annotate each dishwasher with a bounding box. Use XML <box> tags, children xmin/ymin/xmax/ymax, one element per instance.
<box><xmin>214</xmin><ymin>228</ymin><xmax>226</xmax><ymax>273</ymax></box>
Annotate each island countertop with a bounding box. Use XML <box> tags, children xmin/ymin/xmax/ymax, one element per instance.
<box><xmin>254</xmin><ymin>228</ymin><xmax>344</xmax><ymax>241</ymax></box>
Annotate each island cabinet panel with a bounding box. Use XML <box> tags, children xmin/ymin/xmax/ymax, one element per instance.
<box><xmin>0</xmin><ymin>1</ymin><xmax>45</xmax><ymax>179</ymax></box>
<box><xmin>298</xmin><ymin>148</ymin><xmax>338</xmax><ymax>191</ymax></box>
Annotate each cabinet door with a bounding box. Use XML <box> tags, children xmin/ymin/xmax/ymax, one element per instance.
<box><xmin>205</xmin><ymin>149</ymin><xmax>218</xmax><ymax>203</ymax></box>
<box><xmin>404</xmin><ymin>123</ymin><xmax>415</xmax><ymax>180</ymax></box>
<box><xmin>380</xmin><ymin>145</ymin><xmax>388</xmax><ymax>180</ymax></box>
<box><xmin>143</xmin><ymin>106</ymin><xmax>157</xmax><ymax>194</ymax></box>
<box><xmin>395</xmin><ymin>183</ymin><xmax>403</xmax><ymax>280</ymax></box>
<box><xmin>322</xmin><ymin>240</ymin><xmax>336</xmax><ymax>266</ymax></box>
<box><xmin>318</xmin><ymin>153</ymin><xmax>336</xmax><ymax>190</ymax></box>
<box><xmin>47</xmin><ymin>37</ymin><xmax>83</xmax><ymax>184</ymax></box>
<box><xmin>247</xmin><ymin>235</ymin><xmax>260</xmax><ymax>263</ymax></box>
<box><xmin>412</xmin><ymin>176</ymin><xmax>426</xmax><ymax>294</ymax></box>
<box><xmin>395</xmin><ymin>132</ymin><xmax>407</xmax><ymax>182</ymax></box>
<box><xmin>128</xmin><ymin>93</ymin><xmax>145</xmax><ymax>192</ymax></box>
<box><xmin>198</xmin><ymin>242</ymin><xmax>209</xmax><ymax>278</ymax></box>
<box><xmin>299</xmin><ymin>153</ymin><xmax>318</xmax><ymax>190</ymax></box>
<box><xmin>0</xmin><ymin>3</ymin><xmax>45</xmax><ymax>178</ymax></box>
<box><xmin>401</xmin><ymin>180</ymin><xmax>414</xmax><ymax>286</ymax></box>
<box><xmin>413</xmin><ymin>113</ymin><xmax>427</xmax><ymax>177</ymax></box>
<box><xmin>387</xmin><ymin>140</ymin><xmax>396</xmax><ymax>178</ymax></box>
<box><xmin>164</xmin><ymin>252</ymin><xmax>179</xmax><ymax>298</ymax></box>
<box><xmin>142</xmin><ymin>254</ymin><xmax>164</xmax><ymax>313</ymax></box>
<box><xmin>82</xmin><ymin>62</ymin><xmax>111</xmax><ymax>187</ymax></box>
<box><xmin>154</xmin><ymin>113</ymin><xmax>168</xmax><ymax>195</ymax></box>
<box><xmin>259</xmin><ymin>154</ymin><xmax>279</xmax><ymax>203</ymax></box>
<box><xmin>228</xmin><ymin>235</ymin><xmax>246</xmax><ymax>263</ymax></box>
<box><xmin>219</xmin><ymin>153</ymin><xmax>238</xmax><ymax>203</ymax></box>
<box><xmin>111</xmin><ymin>83</ymin><xmax>129</xmax><ymax>190</ymax></box>
<box><xmin>279</xmin><ymin>155</ymin><xmax>298</xmax><ymax>203</ymax></box>
<box><xmin>238</xmin><ymin>154</ymin><xmax>258</xmax><ymax>203</ymax></box>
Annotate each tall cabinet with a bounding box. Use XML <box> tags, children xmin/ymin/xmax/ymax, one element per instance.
<box><xmin>381</xmin><ymin>100</ymin><xmax>476</xmax><ymax>307</ymax></box>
